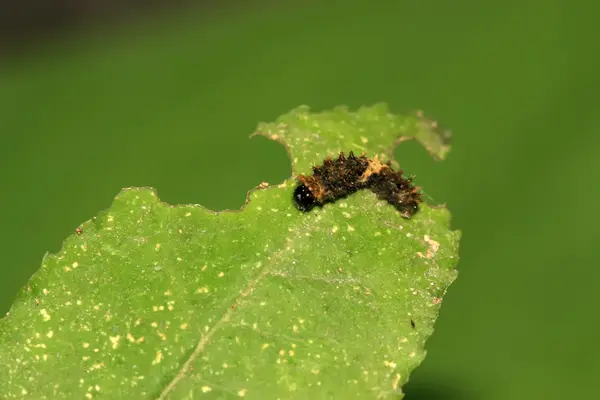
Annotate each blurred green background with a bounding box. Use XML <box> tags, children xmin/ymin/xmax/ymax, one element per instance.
<box><xmin>1</xmin><ymin>1</ymin><xmax>599</xmax><ymax>399</ymax></box>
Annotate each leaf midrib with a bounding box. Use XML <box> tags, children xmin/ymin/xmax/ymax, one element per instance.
<box><xmin>156</xmin><ymin>216</ymin><xmax>312</xmax><ymax>398</ymax></box>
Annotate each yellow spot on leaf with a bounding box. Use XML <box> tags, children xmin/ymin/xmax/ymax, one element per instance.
<box><xmin>88</xmin><ymin>362</ymin><xmax>105</xmax><ymax>371</ymax></box>
<box><xmin>109</xmin><ymin>335</ymin><xmax>121</xmax><ymax>349</ymax></box>
<box><xmin>152</xmin><ymin>351</ymin><xmax>163</xmax><ymax>365</ymax></box>
<box><xmin>392</xmin><ymin>373</ymin><xmax>401</xmax><ymax>389</ymax></box>
<box><xmin>40</xmin><ymin>309</ymin><xmax>51</xmax><ymax>321</ymax></box>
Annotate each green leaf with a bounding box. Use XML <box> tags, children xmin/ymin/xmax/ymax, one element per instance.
<box><xmin>0</xmin><ymin>104</ymin><xmax>459</xmax><ymax>399</ymax></box>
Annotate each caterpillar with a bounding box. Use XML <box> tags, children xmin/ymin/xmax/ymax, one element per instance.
<box><xmin>293</xmin><ymin>151</ymin><xmax>422</xmax><ymax>218</ymax></box>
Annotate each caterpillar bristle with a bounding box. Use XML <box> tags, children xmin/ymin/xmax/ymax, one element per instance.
<box><xmin>293</xmin><ymin>151</ymin><xmax>422</xmax><ymax>218</ymax></box>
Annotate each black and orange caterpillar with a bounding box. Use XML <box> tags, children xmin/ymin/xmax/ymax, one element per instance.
<box><xmin>293</xmin><ymin>151</ymin><xmax>422</xmax><ymax>218</ymax></box>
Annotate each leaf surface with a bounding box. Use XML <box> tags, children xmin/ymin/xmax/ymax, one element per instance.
<box><xmin>0</xmin><ymin>104</ymin><xmax>459</xmax><ymax>399</ymax></box>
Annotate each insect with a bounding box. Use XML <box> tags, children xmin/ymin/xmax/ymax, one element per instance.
<box><xmin>293</xmin><ymin>151</ymin><xmax>421</xmax><ymax>218</ymax></box>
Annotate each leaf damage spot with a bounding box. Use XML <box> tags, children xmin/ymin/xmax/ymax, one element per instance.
<box><xmin>109</xmin><ymin>335</ymin><xmax>121</xmax><ymax>349</ymax></box>
<box><xmin>152</xmin><ymin>351</ymin><xmax>163</xmax><ymax>365</ymax></box>
<box><xmin>88</xmin><ymin>362</ymin><xmax>104</xmax><ymax>372</ymax></box>
<box><xmin>423</xmin><ymin>234</ymin><xmax>440</xmax><ymax>259</ymax></box>
<box><xmin>39</xmin><ymin>309</ymin><xmax>51</xmax><ymax>321</ymax></box>
<box><xmin>201</xmin><ymin>385</ymin><xmax>212</xmax><ymax>393</ymax></box>
<box><xmin>391</xmin><ymin>373</ymin><xmax>401</xmax><ymax>390</ymax></box>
